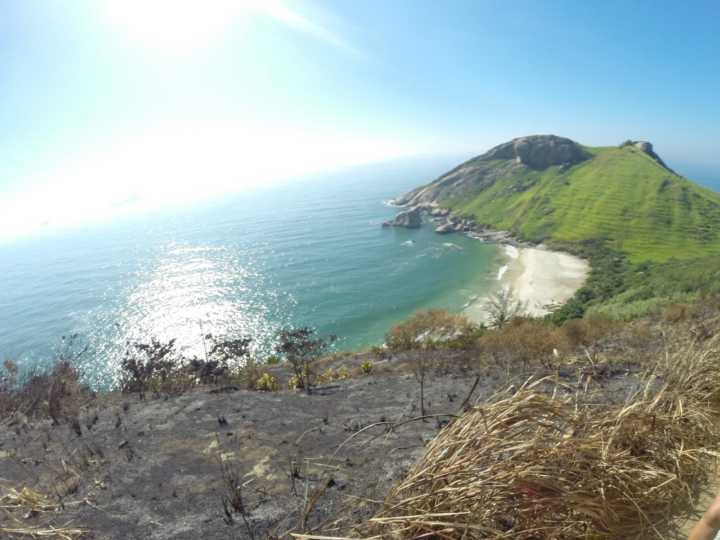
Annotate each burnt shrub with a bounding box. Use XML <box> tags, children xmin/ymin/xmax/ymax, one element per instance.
<box><xmin>120</xmin><ymin>338</ymin><xmax>179</xmax><ymax>397</ymax></box>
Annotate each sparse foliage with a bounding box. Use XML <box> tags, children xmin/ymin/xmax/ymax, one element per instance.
<box><xmin>207</xmin><ymin>335</ymin><xmax>252</xmax><ymax>364</ymax></box>
<box><xmin>218</xmin><ymin>456</ymin><xmax>255</xmax><ymax>538</ymax></box>
<box><xmin>255</xmin><ymin>372</ymin><xmax>279</xmax><ymax>391</ymax></box>
<box><xmin>275</xmin><ymin>327</ymin><xmax>336</xmax><ymax>394</ymax></box>
<box><xmin>120</xmin><ymin>338</ymin><xmax>178</xmax><ymax>397</ymax></box>
<box><xmin>485</xmin><ymin>288</ymin><xmax>526</xmax><ymax>328</ymax></box>
<box><xmin>265</xmin><ymin>355</ymin><xmax>281</xmax><ymax>365</ymax></box>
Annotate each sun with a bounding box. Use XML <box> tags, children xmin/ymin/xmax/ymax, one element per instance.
<box><xmin>100</xmin><ymin>0</ymin><xmax>254</xmax><ymax>54</ymax></box>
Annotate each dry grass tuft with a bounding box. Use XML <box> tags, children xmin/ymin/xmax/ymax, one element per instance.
<box><xmin>0</xmin><ymin>487</ymin><xmax>85</xmax><ymax>539</ymax></box>
<box><xmin>0</xmin><ymin>525</ymin><xmax>85</xmax><ymax>539</ymax></box>
<box><xmin>370</xmin><ymin>337</ymin><xmax>720</xmax><ymax>539</ymax></box>
<box><xmin>0</xmin><ymin>487</ymin><xmax>59</xmax><ymax>513</ymax></box>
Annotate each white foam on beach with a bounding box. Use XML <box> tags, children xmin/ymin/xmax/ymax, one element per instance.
<box><xmin>497</xmin><ymin>264</ymin><xmax>509</xmax><ymax>280</ymax></box>
<box><xmin>504</xmin><ymin>245</ymin><xmax>519</xmax><ymax>259</ymax></box>
<box><xmin>382</xmin><ymin>199</ymin><xmax>403</xmax><ymax>207</ymax></box>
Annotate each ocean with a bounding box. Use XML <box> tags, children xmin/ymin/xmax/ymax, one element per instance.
<box><xmin>0</xmin><ymin>157</ymin><xmax>502</xmax><ymax>388</ymax></box>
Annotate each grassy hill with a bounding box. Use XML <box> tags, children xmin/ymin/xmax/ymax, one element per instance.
<box><xmin>399</xmin><ymin>136</ymin><xmax>720</xmax><ymax>319</ymax></box>
<box><xmin>447</xmin><ymin>144</ymin><xmax>720</xmax><ymax>263</ymax></box>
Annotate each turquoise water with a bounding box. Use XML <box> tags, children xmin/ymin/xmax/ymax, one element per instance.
<box><xmin>0</xmin><ymin>157</ymin><xmax>501</xmax><ymax>387</ymax></box>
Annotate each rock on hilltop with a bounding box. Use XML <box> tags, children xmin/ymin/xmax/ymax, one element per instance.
<box><xmin>483</xmin><ymin>135</ymin><xmax>589</xmax><ymax>169</ymax></box>
<box><xmin>395</xmin><ymin>135</ymin><xmax>589</xmax><ymax>207</ymax></box>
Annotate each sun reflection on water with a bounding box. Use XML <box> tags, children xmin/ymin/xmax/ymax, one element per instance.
<box><xmin>84</xmin><ymin>242</ymin><xmax>290</xmax><ymax>388</ymax></box>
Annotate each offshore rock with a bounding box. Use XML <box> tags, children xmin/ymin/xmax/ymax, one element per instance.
<box><xmin>382</xmin><ymin>206</ymin><xmax>422</xmax><ymax>229</ymax></box>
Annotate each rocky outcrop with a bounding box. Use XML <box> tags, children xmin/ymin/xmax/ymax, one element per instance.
<box><xmin>394</xmin><ymin>135</ymin><xmax>589</xmax><ymax>207</ymax></box>
<box><xmin>620</xmin><ymin>140</ymin><xmax>673</xmax><ymax>172</ymax></box>
<box><xmin>434</xmin><ymin>222</ymin><xmax>456</xmax><ymax>234</ymax></box>
<box><xmin>382</xmin><ymin>207</ymin><xmax>422</xmax><ymax>229</ymax></box>
<box><xmin>381</xmin><ymin>203</ymin><xmax>519</xmax><ymax>244</ymax></box>
<box><xmin>482</xmin><ymin>135</ymin><xmax>589</xmax><ymax>170</ymax></box>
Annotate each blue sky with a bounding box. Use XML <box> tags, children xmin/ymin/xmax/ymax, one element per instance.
<box><xmin>1</xmin><ymin>0</ymin><xmax>719</xmax><ymax>238</ymax></box>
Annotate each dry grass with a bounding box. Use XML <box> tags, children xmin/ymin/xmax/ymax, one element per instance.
<box><xmin>368</xmin><ymin>336</ymin><xmax>720</xmax><ymax>539</ymax></box>
<box><xmin>0</xmin><ymin>487</ymin><xmax>85</xmax><ymax>539</ymax></box>
<box><xmin>479</xmin><ymin>318</ymin><xmax>568</xmax><ymax>369</ymax></box>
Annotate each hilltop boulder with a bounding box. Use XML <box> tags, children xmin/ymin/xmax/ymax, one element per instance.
<box><xmin>620</xmin><ymin>140</ymin><xmax>673</xmax><ymax>172</ymax></box>
<box><xmin>483</xmin><ymin>135</ymin><xmax>589</xmax><ymax>170</ymax></box>
<box><xmin>394</xmin><ymin>135</ymin><xmax>589</xmax><ymax>206</ymax></box>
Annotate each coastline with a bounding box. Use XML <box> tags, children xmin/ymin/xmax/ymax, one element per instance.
<box><xmin>464</xmin><ymin>243</ymin><xmax>590</xmax><ymax>323</ymax></box>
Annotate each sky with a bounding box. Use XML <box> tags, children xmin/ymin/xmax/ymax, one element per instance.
<box><xmin>1</xmin><ymin>0</ymin><xmax>719</xmax><ymax>240</ymax></box>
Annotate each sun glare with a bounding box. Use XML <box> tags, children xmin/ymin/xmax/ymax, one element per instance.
<box><xmin>101</xmin><ymin>0</ymin><xmax>253</xmax><ymax>53</ymax></box>
<box><xmin>0</xmin><ymin>122</ymin><xmax>421</xmax><ymax>241</ymax></box>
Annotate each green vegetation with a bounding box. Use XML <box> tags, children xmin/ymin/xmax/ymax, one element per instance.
<box><xmin>276</xmin><ymin>327</ymin><xmax>336</xmax><ymax>394</ymax></box>
<box><xmin>255</xmin><ymin>372</ymin><xmax>279</xmax><ymax>391</ymax></box>
<box><xmin>451</xmin><ymin>144</ymin><xmax>720</xmax><ymax>263</ymax></box>
<box><xmin>427</xmin><ymin>142</ymin><xmax>720</xmax><ymax>321</ymax></box>
<box><xmin>360</xmin><ymin>360</ymin><xmax>373</xmax><ymax>375</ymax></box>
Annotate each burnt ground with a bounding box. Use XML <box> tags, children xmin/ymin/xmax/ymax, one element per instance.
<box><xmin>0</xmin><ymin>354</ymin><xmax>652</xmax><ymax>540</ymax></box>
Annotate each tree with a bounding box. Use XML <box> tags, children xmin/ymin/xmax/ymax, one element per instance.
<box><xmin>485</xmin><ymin>288</ymin><xmax>526</xmax><ymax>328</ymax></box>
<box><xmin>275</xmin><ymin>328</ymin><xmax>335</xmax><ymax>394</ymax></box>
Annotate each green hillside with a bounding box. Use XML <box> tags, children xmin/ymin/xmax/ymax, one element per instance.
<box><xmin>449</xmin><ymin>144</ymin><xmax>720</xmax><ymax>263</ymax></box>
<box><xmin>398</xmin><ymin>136</ymin><xmax>720</xmax><ymax>320</ymax></box>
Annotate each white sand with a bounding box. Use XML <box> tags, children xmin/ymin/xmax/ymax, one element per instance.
<box><xmin>465</xmin><ymin>245</ymin><xmax>589</xmax><ymax>323</ymax></box>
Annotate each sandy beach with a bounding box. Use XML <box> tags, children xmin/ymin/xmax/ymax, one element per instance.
<box><xmin>465</xmin><ymin>244</ymin><xmax>590</xmax><ymax>323</ymax></box>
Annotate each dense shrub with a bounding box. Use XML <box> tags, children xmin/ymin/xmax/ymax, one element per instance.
<box><xmin>386</xmin><ymin>309</ymin><xmax>477</xmax><ymax>352</ymax></box>
<box><xmin>480</xmin><ymin>317</ymin><xmax>567</xmax><ymax>369</ymax></box>
<box><xmin>549</xmin><ymin>240</ymin><xmax>630</xmax><ymax>323</ymax></box>
<box><xmin>561</xmin><ymin>315</ymin><xmax>615</xmax><ymax>349</ymax></box>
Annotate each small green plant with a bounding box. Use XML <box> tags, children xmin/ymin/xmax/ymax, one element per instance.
<box><xmin>317</xmin><ymin>366</ymin><xmax>351</xmax><ymax>384</ymax></box>
<box><xmin>360</xmin><ymin>360</ymin><xmax>373</xmax><ymax>375</ymax></box>
<box><xmin>288</xmin><ymin>375</ymin><xmax>301</xmax><ymax>390</ymax></box>
<box><xmin>255</xmin><ymin>372</ymin><xmax>278</xmax><ymax>392</ymax></box>
<box><xmin>265</xmin><ymin>355</ymin><xmax>281</xmax><ymax>365</ymax></box>
<box><xmin>317</xmin><ymin>368</ymin><xmax>337</xmax><ymax>384</ymax></box>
